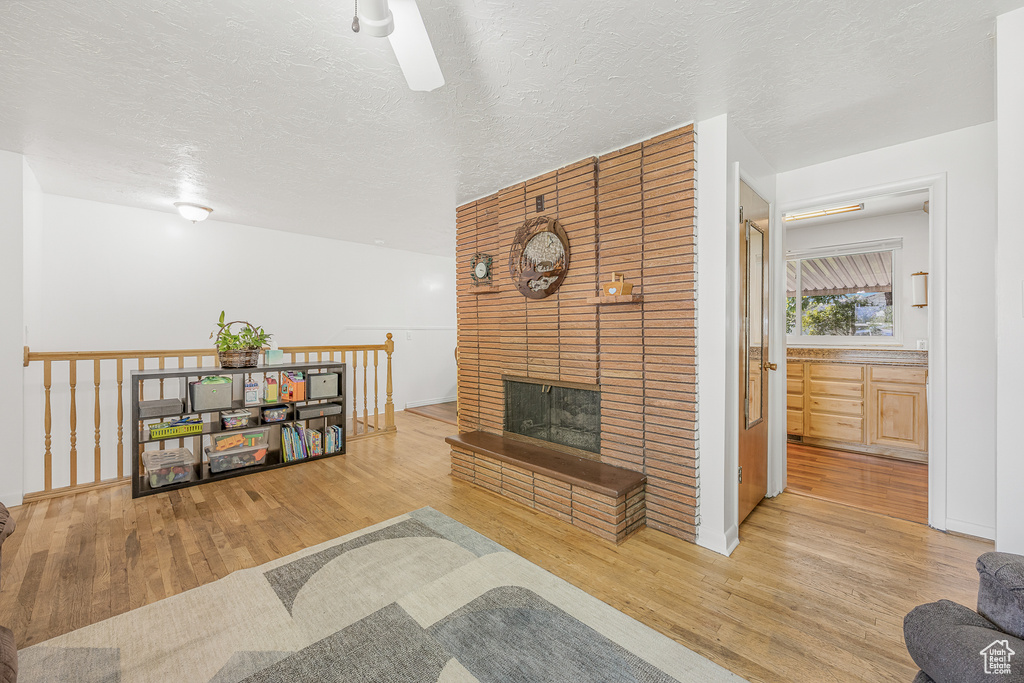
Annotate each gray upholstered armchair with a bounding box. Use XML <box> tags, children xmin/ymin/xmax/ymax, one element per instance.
<box><xmin>1</xmin><ymin>501</ymin><xmax>16</xmax><ymax>683</ymax></box>
<box><xmin>0</xmin><ymin>503</ymin><xmax>14</xmax><ymax>586</ymax></box>
<box><xmin>905</xmin><ymin>552</ymin><xmax>1024</xmax><ymax>682</ymax></box>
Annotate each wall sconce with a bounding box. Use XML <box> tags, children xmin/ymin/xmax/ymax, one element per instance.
<box><xmin>911</xmin><ymin>271</ymin><xmax>928</xmax><ymax>308</ymax></box>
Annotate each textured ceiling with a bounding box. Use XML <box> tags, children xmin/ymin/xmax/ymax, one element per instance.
<box><xmin>0</xmin><ymin>0</ymin><xmax>1018</xmax><ymax>255</ymax></box>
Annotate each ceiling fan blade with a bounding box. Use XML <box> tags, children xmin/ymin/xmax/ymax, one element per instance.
<box><xmin>387</xmin><ymin>0</ymin><xmax>444</xmax><ymax>92</ymax></box>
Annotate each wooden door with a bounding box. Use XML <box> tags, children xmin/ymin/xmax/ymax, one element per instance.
<box><xmin>738</xmin><ymin>181</ymin><xmax>772</xmax><ymax>523</ymax></box>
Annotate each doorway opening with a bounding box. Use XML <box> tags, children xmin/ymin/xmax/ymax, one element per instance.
<box><xmin>781</xmin><ymin>188</ymin><xmax>930</xmax><ymax>524</ymax></box>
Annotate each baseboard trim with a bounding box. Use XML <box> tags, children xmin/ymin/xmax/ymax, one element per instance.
<box><xmin>696</xmin><ymin>523</ymin><xmax>739</xmax><ymax>557</ymax></box>
<box><xmin>405</xmin><ymin>396</ymin><xmax>457</xmax><ymax>409</ymax></box>
<box><xmin>0</xmin><ymin>489</ymin><xmax>23</xmax><ymax>508</ymax></box>
<box><xmin>945</xmin><ymin>518</ymin><xmax>995</xmax><ymax>541</ymax></box>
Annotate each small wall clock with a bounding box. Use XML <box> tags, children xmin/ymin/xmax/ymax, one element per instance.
<box><xmin>508</xmin><ymin>216</ymin><xmax>569</xmax><ymax>299</ymax></box>
<box><xmin>471</xmin><ymin>253</ymin><xmax>493</xmax><ymax>284</ymax></box>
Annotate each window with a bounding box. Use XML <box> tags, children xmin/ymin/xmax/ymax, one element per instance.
<box><xmin>786</xmin><ymin>240</ymin><xmax>900</xmax><ymax>342</ymax></box>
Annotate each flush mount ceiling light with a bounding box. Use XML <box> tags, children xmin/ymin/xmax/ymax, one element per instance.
<box><xmin>174</xmin><ymin>202</ymin><xmax>213</xmax><ymax>223</ymax></box>
<box><xmin>352</xmin><ymin>0</ymin><xmax>445</xmax><ymax>92</ymax></box>
<box><xmin>783</xmin><ymin>203</ymin><xmax>864</xmax><ymax>222</ymax></box>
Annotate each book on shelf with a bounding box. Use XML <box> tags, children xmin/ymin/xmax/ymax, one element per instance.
<box><xmin>280</xmin><ymin>420</ymin><xmax>341</xmax><ymax>462</ymax></box>
<box><xmin>325</xmin><ymin>425</ymin><xmax>344</xmax><ymax>454</ymax></box>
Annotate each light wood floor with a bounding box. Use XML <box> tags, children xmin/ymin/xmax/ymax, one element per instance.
<box><xmin>404</xmin><ymin>400</ymin><xmax>458</xmax><ymax>425</ymax></box>
<box><xmin>0</xmin><ymin>411</ymin><xmax>991</xmax><ymax>681</ymax></box>
<box><xmin>786</xmin><ymin>442</ymin><xmax>929</xmax><ymax>524</ymax></box>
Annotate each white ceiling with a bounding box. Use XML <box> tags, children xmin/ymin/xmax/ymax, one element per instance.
<box><xmin>0</xmin><ymin>0</ymin><xmax>1018</xmax><ymax>256</ymax></box>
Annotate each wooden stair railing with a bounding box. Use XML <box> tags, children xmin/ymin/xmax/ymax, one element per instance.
<box><xmin>21</xmin><ymin>334</ymin><xmax>396</xmax><ymax>502</ymax></box>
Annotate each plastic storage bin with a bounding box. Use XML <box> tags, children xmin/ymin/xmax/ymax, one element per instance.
<box><xmin>205</xmin><ymin>444</ymin><xmax>268</xmax><ymax>474</ymax></box>
<box><xmin>262</xmin><ymin>406</ymin><xmax>289</xmax><ymax>423</ymax></box>
<box><xmin>210</xmin><ymin>426</ymin><xmax>270</xmax><ymax>452</ymax></box>
<box><xmin>142</xmin><ymin>448</ymin><xmax>196</xmax><ymax>488</ymax></box>
<box><xmin>220</xmin><ymin>409</ymin><xmax>252</xmax><ymax>430</ymax></box>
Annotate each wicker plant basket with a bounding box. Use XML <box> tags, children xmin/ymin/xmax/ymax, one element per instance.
<box><xmin>218</xmin><ymin>348</ymin><xmax>261</xmax><ymax>368</ymax></box>
<box><xmin>214</xmin><ymin>319</ymin><xmax>266</xmax><ymax>368</ymax></box>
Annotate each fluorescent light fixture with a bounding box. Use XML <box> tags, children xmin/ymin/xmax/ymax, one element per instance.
<box><xmin>174</xmin><ymin>202</ymin><xmax>213</xmax><ymax>222</ymax></box>
<box><xmin>388</xmin><ymin>0</ymin><xmax>445</xmax><ymax>91</ymax></box>
<box><xmin>783</xmin><ymin>203</ymin><xmax>864</xmax><ymax>222</ymax></box>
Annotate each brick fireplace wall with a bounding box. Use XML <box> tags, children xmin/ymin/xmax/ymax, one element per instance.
<box><xmin>455</xmin><ymin>125</ymin><xmax>697</xmax><ymax>541</ymax></box>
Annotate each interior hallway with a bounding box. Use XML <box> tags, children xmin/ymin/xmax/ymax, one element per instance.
<box><xmin>786</xmin><ymin>442</ymin><xmax>928</xmax><ymax>524</ymax></box>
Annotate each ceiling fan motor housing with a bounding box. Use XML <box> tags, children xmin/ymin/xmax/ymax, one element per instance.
<box><xmin>359</xmin><ymin>0</ymin><xmax>395</xmax><ymax>37</ymax></box>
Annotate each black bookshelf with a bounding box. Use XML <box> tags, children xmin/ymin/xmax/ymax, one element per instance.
<box><xmin>130</xmin><ymin>361</ymin><xmax>347</xmax><ymax>498</ymax></box>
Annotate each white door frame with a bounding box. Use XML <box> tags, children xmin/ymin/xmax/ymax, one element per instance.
<box><xmin>773</xmin><ymin>173</ymin><xmax>948</xmax><ymax>530</ymax></box>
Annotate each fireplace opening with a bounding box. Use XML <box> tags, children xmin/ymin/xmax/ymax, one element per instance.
<box><xmin>504</xmin><ymin>379</ymin><xmax>600</xmax><ymax>455</ymax></box>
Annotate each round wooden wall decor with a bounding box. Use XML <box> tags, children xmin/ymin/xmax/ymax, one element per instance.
<box><xmin>508</xmin><ymin>216</ymin><xmax>570</xmax><ymax>299</ymax></box>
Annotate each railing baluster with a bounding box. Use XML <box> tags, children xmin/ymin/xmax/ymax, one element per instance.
<box><xmin>158</xmin><ymin>356</ymin><xmax>167</xmax><ymax>448</ymax></box>
<box><xmin>352</xmin><ymin>351</ymin><xmax>359</xmax><ymax>436</ymax></box>
<box><xmin>385</xmin><ymin>333</ymin><xmax>395</xmax><ymax>431</ymax></box>
<box><xmin>44</xmin><ymin>360</ymin><xmax>52</xmax><ymax>491</ymax></box>
<box><xmin>178</xmin><ymin>355</ymin><xmax>186</xmax><ymax>448</ymax></box>
<box><xmin>117</xmin><ymin>359</ymin><xmax>124</xmax><ymax>478</ymax></box>
<box><xmin>94</xmin><ymin>359</ymin><xmax>102</xmax><ymax>482</ymax></box>
<box><xmin>69</xmin><ymin>360</ymin><xmax>78</xmax><ymax>487</ymax></box>
<box><xmin>373</xmin><ymin>349</ymin><xmax>379</xmax><ymax>431</ymax></box>
<box><xmin>363</xmin><ymin>350</ymin><xmax>369</xmax><ymax>433</ymax></box>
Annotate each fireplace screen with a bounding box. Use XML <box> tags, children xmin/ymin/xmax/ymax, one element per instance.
<box><xmin>504</xmin><ymin>380</ymin><xmax>600</xmax><ymax>454</ymax></box>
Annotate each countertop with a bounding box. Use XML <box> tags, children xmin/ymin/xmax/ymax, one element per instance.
<box><xmin>786</xmin><ymin>347</ymin><xmax>927</xmax><ymax>367</ymax></box>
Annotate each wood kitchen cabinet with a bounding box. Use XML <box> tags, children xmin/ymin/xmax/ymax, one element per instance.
<box><xmin>787</xmin><ymin>360</ymin><xmax>927</xmax><ymax>462</ymax></box>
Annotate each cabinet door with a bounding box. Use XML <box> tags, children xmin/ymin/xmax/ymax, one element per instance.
<box><xmin>867</xmin><ymin>382</ymin><xmax>927</xmax><ymax>452</ymax></box>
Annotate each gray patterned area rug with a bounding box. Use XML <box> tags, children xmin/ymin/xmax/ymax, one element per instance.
<box><xmin>19</xmin><ymin>508</ymin><xmax>744</xmax><ymax>682</ymax></box>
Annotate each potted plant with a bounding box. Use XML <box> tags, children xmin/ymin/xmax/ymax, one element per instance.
<box><xmin>211</xmin><ymin>311</ymin><xmax>272</xmax><ymax>368</ymax></box>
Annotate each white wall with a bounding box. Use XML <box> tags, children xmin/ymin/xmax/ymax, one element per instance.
<box><xmin>696</xmin><ymin>116</ymin><xmax>778</xmax><ymax>556</ymax></box>
<box><xmin>777</xmin><ymin>122</ymin><xmax>997</xmax><ymax>539</ymax></box>
<box><xmin>995</xmin><ymin>7</ymin><xmax>1024</xmax><ymax>554</ymax></box>
<box><xmin>0</xmin><ymin>153</ymin><xmax>24</xmax><ymax>506</ymax></box>
<box><xmin>21</xmin><ymin>190</ymin><xmax>456</xmax><ymax>492</ymax></box>
<box><xmin>785</xmin><ymin>211</ymin><xmax>930</xmax><ymax>349</ymax></box>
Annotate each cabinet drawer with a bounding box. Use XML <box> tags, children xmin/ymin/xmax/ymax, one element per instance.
<box><xmin>787</xmin><ymin>378</ymin><xmax>804</xmax><ymax>395</ymax></box>
<box><xmin>870</xmin><ymin>366</ymin><xmax>926</xmax><ymax>385</ymax></box>
<box><xmin>807</xmin><ymin>413</ymin><xmax>864</xmax><ymax>442</ymax></box>
<box><xmin>808</xmin><ymin>396</ymin><xmax>863</xmax><ymax>416</ymax></box>
<box><xmin>809</xmin><ymin>364</ymin><xmax>864</xmax><ymax>382</ymax></box>
<box><xmin>808</xmin><ymin>380</ymin><xmax>864</xmax><ymax>400</ymax></box>
<box><xmin>787</xmin><ymin>409</ymin><xmax>804</xmax><ymax>435</ymax></box>
<box><xmin>787</xmin><ymin>362</ymin><xmax>805</xmax><ymax>378</ymax></box>
<box><xmin>787</xmin><ymin>393</ymin><xmax>804</xmax><ymax>410</ymax></box>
